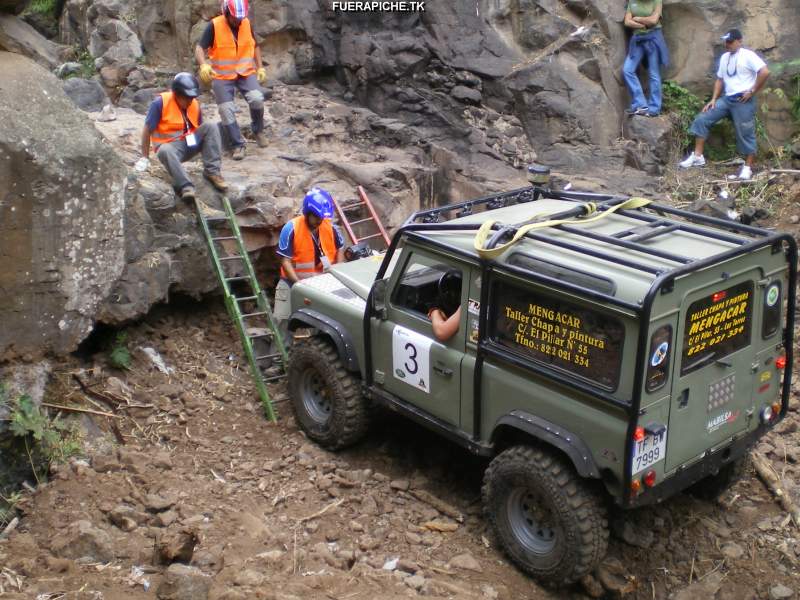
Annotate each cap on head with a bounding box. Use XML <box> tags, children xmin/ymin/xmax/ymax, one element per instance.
<box><xmin>302</xmin><ymin>187</ymin><xmax>334</xmax><ymax>219</ymax></box>
<box><xmin>222</xmin><ymin>0</ymin><xmax>248</xmax><ymax>19</ymax></box>
<box><xmin>721</xmin><ymin>28</ymin><xmax>743</xmax><ymax>42</ymax></box>
<box><xmin>172</xmin><ymin>72</ymin><xmax>200</xmax><ymax>98</ymax></box>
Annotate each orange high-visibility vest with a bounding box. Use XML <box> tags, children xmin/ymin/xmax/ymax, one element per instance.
<box><xmin>208</xmin><ymin>15</ymin><xmax>256</xmax><ymax>80</ymax></box>
<box><xmin>280</xmin><ymin>216</ymin><xmax>337</xmax><ymax>280</ymax></box>
<box><xmin>151</xmin><ymin>92</ymin><xmax>200</xmax><ymax>149</ymax></box>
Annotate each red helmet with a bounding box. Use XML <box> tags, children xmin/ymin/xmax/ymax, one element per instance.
<box><xmin>222</xmin><ymin>0</ymin><xmax>248</xmax><ymax>19</ymax></box>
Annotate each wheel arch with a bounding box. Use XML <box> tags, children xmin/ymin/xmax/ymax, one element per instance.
<box><xmin>289</xmin><ymin>308</ymin><xmax>360</xmax><ymax>373</ymax></box>
<box><xmin>491</xmin><ymin>411</ymin><xmax>601</xmax><ymax>479</ymax></box>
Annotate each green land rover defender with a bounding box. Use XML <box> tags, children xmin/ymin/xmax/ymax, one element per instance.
<box><xmin>285</xmin><ymin>180</ymin><xmax>796</xmax><ymax>584</ymax></box>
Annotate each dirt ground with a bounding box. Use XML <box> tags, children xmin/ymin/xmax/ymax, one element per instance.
<box><xmin>1</xmin><ymin>167</ymin><xmax>800</xmax><ymax>600</ymax></box>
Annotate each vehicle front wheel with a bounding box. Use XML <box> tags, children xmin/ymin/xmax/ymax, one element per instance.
<box><xmin>482</xmin><ymin>445</ymin><xmax>608</xmax><ymax>586</ymax></box>
<box><xmin>288</xmin><ymin>336</ymin><xmax>369</xmax><ymax>450</ymax></box>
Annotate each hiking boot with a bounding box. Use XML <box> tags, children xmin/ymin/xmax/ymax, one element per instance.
<box><xmin>231</xmin><ymin>145</ymin><xmax>246</xmax><ymax>161</ymax></box>
<box><xmin>253</xmin><ymin>131</ymin><xmax>268</xmax><ymax>148</ymax></box>
<box><xmin>678</xmin><ymin>153</ymin><xmax>706</xmax><ymax>169</ymax></box>
<box><xmin>204</xmin><ymin>171</ymin><xmax>229</xmax><ymax>192</ymax></box>
<box><xmin>179</xmin><ymin>185</ymin><xmax>196</xmax><ymax>202</ymax></box>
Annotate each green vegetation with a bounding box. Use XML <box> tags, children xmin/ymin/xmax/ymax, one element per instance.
<box><xmin>0</xmin><ymin>382</ymin><xmax>83</xmax><ymax>488</ymax></box>
<box><xmin>109</xmin><ymin>331</ymin><xmax>132</xmax><ymax>370</ymax></box>
<box><xmin>0</xmin><ymin>490</ymin><xmax>22</xmax><ymax>528</ymax></box>
<box><xmin>26</xmin><ymin>0</ymin><xmax>57</xmax><ymax>15</ymax></box>
<box><xmin>662</xmin><ymin>80</ymin><xmax>705</xmax><ymax>153</ymax></box>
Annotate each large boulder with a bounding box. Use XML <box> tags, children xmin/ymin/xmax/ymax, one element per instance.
<box><xmin>0</xmin><ymin>51</ymin><xmax>127</xmax><ymax>358</ymax></box>
<box><xmin>0</xmin><ymin>13</ymin><xmax>63</xmax><ymax>68</ymax></box>
<box><xmin>62</xmin><ymin>76</ymin><xmax>111</xmax><ymax>111</ymax></box>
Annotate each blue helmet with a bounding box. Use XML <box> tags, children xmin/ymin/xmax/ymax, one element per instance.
<box><xmin>302</xmin><ymin>187</ymin><xmax>334</xmax><ymax>219</ymax></box>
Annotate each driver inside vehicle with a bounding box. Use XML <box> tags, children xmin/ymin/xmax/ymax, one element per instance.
<box><xmin>427</xmin><ymin>269</ymin><xmax>463</xmax><ymax>342</ymax></box>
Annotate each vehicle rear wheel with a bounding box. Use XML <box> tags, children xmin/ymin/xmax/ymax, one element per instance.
<box><xmin>288</xmin><ymin>336</ymin><xmax>369</xmax><ymax>450</ymax></box>
<box><xmin>482</xmin><ymin>445</ymin><xmax>608</xmax><ymax>585</ymax></box>
<box><xmin>688</xmin><ymin>453</ymin><xmax>751</xmax><ymax>501</ymax></box>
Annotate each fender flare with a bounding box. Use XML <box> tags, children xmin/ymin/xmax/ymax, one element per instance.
<box><xmin>492</xmin><ymin>410</ymin><xmax>600</xmax><ymax>478</ymax></box>
<box><xmin>289</xmin><ymin>308</ymin><xmax>360</xmax><ymax>373</ymax></box>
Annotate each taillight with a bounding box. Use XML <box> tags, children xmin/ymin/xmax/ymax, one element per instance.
<box><xmin>643</xmin><ymin>470</ymin><xmax>657</xmax><ymax>487</ymax></box>
<box><xmin>771</xmin><ymin>402</ymin><xmax>781</xmax><ymax>417</ymax></box>
<box><xmin>775</xmin><ymin>355</ymin><xmax>786</xmax><ymax>369</ymax></box>
<box><xmin>633</xmin><ymin>426</ymin><xmax>645</xmax><ymax>442</ymax></box>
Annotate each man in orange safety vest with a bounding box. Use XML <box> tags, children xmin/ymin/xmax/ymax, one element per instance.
<box><xmin>139</xmin><ymin>72</ymin><xmax>228</xmax><ymax>202</ymax></box>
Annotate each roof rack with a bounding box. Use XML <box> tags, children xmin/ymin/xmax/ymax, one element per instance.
<box><xmin>402</xmin><ymin>185</ymin><xmax>775</xmax><ymax>280</ymax></box>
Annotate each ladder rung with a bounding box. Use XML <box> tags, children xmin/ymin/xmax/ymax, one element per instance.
<box><xmin>349</xmin><ymin>217</ymin><xmax>374</xmax><ymax>226</ymax></box>
<box><xmin>212</xmin><ymin>236</ymin><xmax>236</xmax><ymax>241</ymax></box>
<box><xmin>359</xmin><ymin>233</ymin><xmax>383</xmax><ymax>240</ymax></box>
<box><xmin>263</xmin><ymin>374</ymin><xmax>286</xmax><ymax>382</ymax></box>
<box><xmin>235</xmin><ymin>295</ymin><xmax>258</xmax><ymax>302</ymax></box>
<box><xmin>204</xmin><ymin>216</ymin><xmax>228</xmax><ymax>223</ymax></box>
<box><xmin>339</xmin><ymin>201</ymin><xmax>364</xmax><ymax>211</ymax></box>
<box><xmin>255</xmin><ymin>353</ymin><xmax>283</xmax><ymax>361</ymax></box>
<box><xmin>220</xmin><ymin>255</ymin><xmax>244</xmax><ymax>261</ymax></box>
<box><xmin>242</xmin><ymin>311</ymin><xmax>268</xmax><ymax>318</ymax></box>
<box><xmin>225</xmin><ymin>276</ymin><xmax>251</xmax><ymax>282</ymax></box>
<box><xmin>248</xmin><ymin>333</ymin><xmax>272</xmax><ymax>339</ymax></box>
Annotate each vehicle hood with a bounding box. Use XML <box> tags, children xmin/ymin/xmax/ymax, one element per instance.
<box><xmin>329</xmin><ymin>254</ymin><xmax>384</xmax><ymax>300</ymax></box>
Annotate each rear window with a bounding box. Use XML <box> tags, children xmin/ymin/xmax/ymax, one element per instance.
<box><xmin>681</xmin><ymin>281</ymin><xmax>754</xmax><ymax>374</ymax></box>
<box><xmin>490</xmin><ymin>281</ymin><xmax>625</xmax><ymax>390</ymax></box>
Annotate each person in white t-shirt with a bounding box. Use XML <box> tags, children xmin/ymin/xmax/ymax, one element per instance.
<box><xmin>678</xmin><ymin>29</ymin><xmax>770</xmax><ymax>180</ymax></box>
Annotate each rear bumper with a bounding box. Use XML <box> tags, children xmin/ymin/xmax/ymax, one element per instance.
<box><xmin>624</xmin><ymin>425</ymin><xmax>767</xmax><ymax>508</ymax></box>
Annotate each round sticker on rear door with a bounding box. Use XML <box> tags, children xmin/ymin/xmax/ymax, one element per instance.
<box><xmin>650</xmin><ymin>341</ymin><xmax>669</xmax><ymax>367</ymax></box>
<box><xmin>766</xmin><ymin>284</ymin><xmax>780</xmax><ymax>307</ymax></box>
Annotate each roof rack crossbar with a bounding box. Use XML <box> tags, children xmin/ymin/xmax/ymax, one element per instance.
<box><xmin>521</xmin><ymin>230</ymin><xmax>664</xmax><ymax>275</ymax></box>
<box><xmin>617</xmin><ymin>210</ymin><xmax>751</xmax><ymax>246</ymax></box>
<box><xmin>555</xmin><ymin>224</ymin><xmax>692</xmax><ymax>265</ymax></box>
<box><xmin>625</xmin><ymin>223</ymin><xmax>680</xmax><ymax>243</ymax></box>
<box><xmin>617</xmin><ymin>203</ymin><xmax>769</xmax><ymax>238</ymax></box>
<box><xmin>405</xmin><ymin>186</ymin><xmax>538</xmax><ymax>226</ymax></box>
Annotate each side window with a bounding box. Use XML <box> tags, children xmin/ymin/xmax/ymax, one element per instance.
<box><xmin>490</xmin><ymin>279</ymin><xmax>625</xmax><ymax>391</ymax></box>
<box><xmin>392</xmin><ymin>253</ymin><xmax>463</xmax><ymax>319</ymax></box>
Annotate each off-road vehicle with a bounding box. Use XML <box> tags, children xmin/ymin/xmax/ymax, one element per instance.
<box><xmin>285</xmin><ymin>174</ymin><xmax>796</xmax><ymax>584</ymax></box>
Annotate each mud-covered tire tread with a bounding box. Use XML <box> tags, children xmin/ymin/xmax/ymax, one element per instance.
<box><xmin>288</xmin><ymin>336</ymin><xmax>369</xmax><ymax>450</ymax></box>
<box><xmin>688</xmin><ymin>453</ymin><xmax>752</xmax><ymax>500</ymax></box>
<box><xmin>482</xmin><ymin>445</ymin><xmax>608</xmax><ymax>585</ymax></box>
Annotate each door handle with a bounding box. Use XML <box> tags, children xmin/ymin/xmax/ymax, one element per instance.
<box><xmin>433</xmin><ymin>364</ymin><xmax>453</xmax><ymax>376</ymax></box>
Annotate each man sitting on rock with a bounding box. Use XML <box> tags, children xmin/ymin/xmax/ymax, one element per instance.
<box><xmin>195</xmin><ymin>0</ymin><xmax>268</xmax><ymax>160</ymax></box>
<box><xmin>678</xmin><ymin>29</ymin><xmax>770</xmax><ymax>181</ymax></box>
<box><xmin>139</xmin><ymin>73</ymin><xmax>228</xmax><ymax>202</ymax></box>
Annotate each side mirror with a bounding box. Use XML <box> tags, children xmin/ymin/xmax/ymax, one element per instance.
<box><xmin>372</xmin><ymin>278</ymin><xmax>388</xmax><ymax>320</ymax></box>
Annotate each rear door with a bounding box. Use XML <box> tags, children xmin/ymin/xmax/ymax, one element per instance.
<box><xmin>665</xmin><ymin>275</ymin><xmax>757</xmax><ymax>471</ymax></box>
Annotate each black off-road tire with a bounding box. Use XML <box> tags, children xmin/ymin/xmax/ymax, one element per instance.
<box><xmin>482</xmin><ymin>445</ymin><xmax>608</xmax><ymax>586</ymax></box>
<box><xmin>688</xmin><ymin>453</ymin><xmax>752</xmax><ymax>501</ymax></box>
<box><xmin>288</xmin><ymin>336</ymin><xmax>369</xmax><ymax>450</ymax></box>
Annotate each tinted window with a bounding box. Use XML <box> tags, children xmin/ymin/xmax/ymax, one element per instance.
<box><xmin>681</xmin><ymin>281</ymin><xmax>753</xmax><ymax>374</ymax></box>
<box><xmin>508</xmin><ymin>253</ymin><xmax>616</xmax><ymax>296</ymax></box>
<box><xmin>490</xmin><ymin>281</ymin><xmax>625</xmax><ymax>390</ymax></box>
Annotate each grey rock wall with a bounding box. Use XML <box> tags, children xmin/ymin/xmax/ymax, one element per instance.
<box><xmin>0</xmin><ymin>51</ymin><xmax>127</xmax><ymax>358</ymax></box>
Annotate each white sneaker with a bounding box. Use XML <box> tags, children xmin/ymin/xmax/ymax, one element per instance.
<box><xmin>679</xmin><ymin>153</ymin><xmax>706</xmax><ymax>168</ymax></box>
<box><xmin>737</xmin><ymin>165</ymin><xmax>752</xmax><ymax>180</ymax></box>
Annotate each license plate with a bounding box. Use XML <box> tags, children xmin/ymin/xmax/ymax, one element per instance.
<box><xmin>632</xmin><ymin>429</ymin><xmax>667</xmax><ymax>475</ymax></box>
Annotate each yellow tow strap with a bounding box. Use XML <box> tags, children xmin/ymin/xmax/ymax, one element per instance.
<box><xmin>473</xmin><ymin>197</ymin><xmax>652</xmax><ymax>260</ymax></box>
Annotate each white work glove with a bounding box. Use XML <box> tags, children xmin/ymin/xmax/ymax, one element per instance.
<box><xmin>134</xmin><ymin>157</ymin><xmax>150</xmax><ymax>173</ymax></box>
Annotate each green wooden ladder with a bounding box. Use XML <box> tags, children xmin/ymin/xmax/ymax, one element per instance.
<box><xmin>196</xmin><ymin>197</ymin><xmax>288</xmax><ymax>422</ymax></box>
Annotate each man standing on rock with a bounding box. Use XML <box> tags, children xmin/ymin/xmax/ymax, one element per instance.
<box><xmin>679</xmin><ymin>29</ymin><xmax>769</xmax><ymax>180</ymax></box>
<box><xmin>195</xmin><ymin>0</ymin><xmax>268</xmax><ymax>160</ymax></box>
<box><xmin>139</xmin><ymin>73</ymin><xmax>228</xmax><ymax>202</ymax></box>
<box><xmin>273</xmin><ymin>188</ymin><xmax>345</xmax><ymax>346</ymax></box>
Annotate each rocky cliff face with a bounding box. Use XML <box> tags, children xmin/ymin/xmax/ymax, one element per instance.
<box><xmin>0</xmin><ymin>51</ymin><xmax>128</xmax><ymax>358</ymax></box>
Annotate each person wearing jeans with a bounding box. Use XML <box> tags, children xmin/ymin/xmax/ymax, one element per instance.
<box><xmin>622</xmin><ymin>0</ymin><xmax>669</xmax><ymax>117</ymax></box>
<box><xmin>140</xmin><ymin>73</ymin><xmax>228</xmax><ymax>201</ymax></box>
<box><xmin>679</xmin><ymin>28</ymin><xmax>770</xmax><ymax>180</ymax></box>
